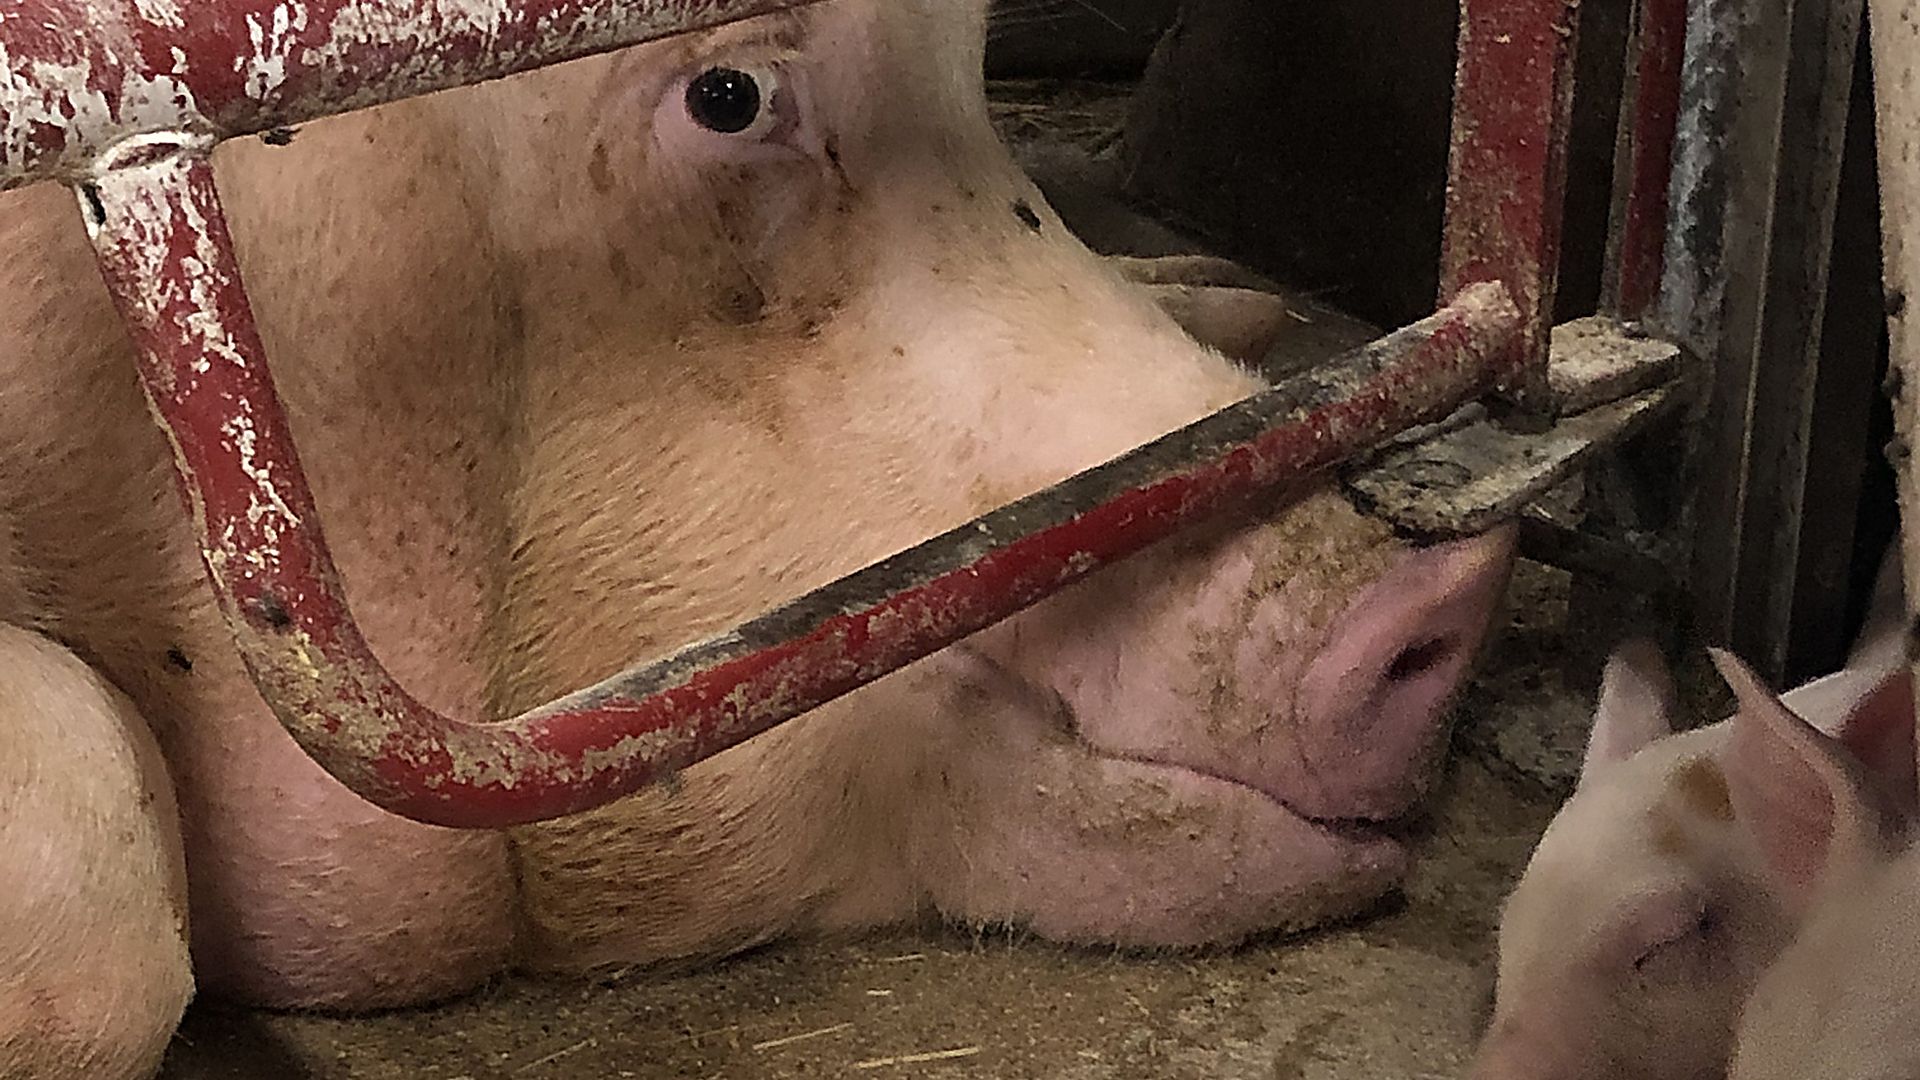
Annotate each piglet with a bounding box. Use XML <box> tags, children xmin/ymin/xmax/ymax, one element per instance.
<box><xmin>1470</xmin><ymin>555</ymin><xmax>1915</xmax><ymax>1080</ymax></box>
<box><xmin>1724</xmin><ymin>652</ymin><xmax>1920</xmax><ymax>1080</ymax></box>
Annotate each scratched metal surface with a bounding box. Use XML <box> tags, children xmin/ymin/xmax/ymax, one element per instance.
<box><xmin>0</xmin><ymin>0</ymin><xmax>814</xmax><ymax>188</ymax></box>
<box><xmin>1598</xmin><ymin>0</ymin><xmax>1687</xmax><ymax>321</ymax></box>
<box><xmin>1438</xmin><ymin>0</ymin><xmax>1584</xmax><ymax>410</ymax></box>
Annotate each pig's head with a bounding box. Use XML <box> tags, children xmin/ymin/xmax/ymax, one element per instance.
<box><xmin>1473</xmin><ymin>644</ymin><xmax>1915</xmax><ymax>1080</ymax></box>
<box><xmin>483</xmin><ymin>0</ymin><xmax>1514</xmax><ymax>962</ymax></box>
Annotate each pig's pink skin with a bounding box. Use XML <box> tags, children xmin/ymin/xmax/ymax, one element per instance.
<box><xmin>1473</xmin><ymin>724</ymin><xmax>1784</xmax><ymax>1080</ymax></box>
<box><xmin>1474</xmin><ymin>640</ymin><xmax>1915</xmax><ymax>1080</ymax></box>
<box><xmin>929</xmin><ymin>751</ymin><xmax>1410</xmax><ymax>947</ymax></box>
<box><xmin>1718</xmin><ymin>637</ymin><xmax>1920</xmax><ymax>1080</ymax></box>
<box><xmin>1723</xmin><ymin>630</ymin><xmax>1920</xmax><ymax>1080</ymax></box>
<box><xmin>0</xmin><ymin>624</ymin><xmax>192</xmax><ymax>1080</ymax></box>
<box><xmin>1292</xmin><ymin>534</ymin><xmax>1520</xmax><ymax>819</ymax></box>
<box><xmin>987</xmin><ymin>515</ymin><xmax>1518</xmax><ymax>829</ymax></box>
<box><xmin>1729</xmin><ymin>847</ymin><xmax>1920</xmax><ymax>1080</ymax></box>
<box><xmin>915</xmin><ymin>523</ymin><xmax>1518</xmax><ymax>946</ymax></box>
<box><xmin>0</xmin><ymin>2</ymin><xmax>1520</xmax><ymax>1061</ymax></box>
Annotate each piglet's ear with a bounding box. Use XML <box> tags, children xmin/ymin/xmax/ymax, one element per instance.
<box><xmin>1580</xmin><ymin>639</ymin><xmax>1677</xmax><ymax>785</ymax></box>
<box><xmin>1831</xmin><ymin>666</ymin><xmax>1918</xmax><ymax>820</ymax></box>
<box><xmin>1717</xmin><ymin>649</ymin><xmax>1889</xmax><ymax>914</ymax></box>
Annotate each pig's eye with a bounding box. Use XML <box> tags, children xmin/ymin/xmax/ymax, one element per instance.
<box><xmin>685</xmin><ymin>66</ymin><xmax>775</xmax><ymax>137</ymax></box>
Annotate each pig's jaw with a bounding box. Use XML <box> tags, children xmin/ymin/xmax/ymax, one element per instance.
<box><xmin>889</xmin><ymin>642</ymin><xmax>1414</xmax><ymax>950</ymax></box>
<box><xmin>921</xmin><ymin>752</ymin><xmax>1414</xmax><ymax>949</ymax></box>
<box><xmin>511</xmin><ymin>692</ymin><xmax>927</xmax><ymax>974</ymax></box>
<box><xmin>506</xmin><ymin>642</ymin><xmax>1404</xmax><ymax>968</ymax></box>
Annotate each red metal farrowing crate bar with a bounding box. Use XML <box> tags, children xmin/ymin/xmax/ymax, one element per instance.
<box><xmin>0</xmin><ymin>0</ymin><xmax>1676</xmax><ymax>828</ymax></box>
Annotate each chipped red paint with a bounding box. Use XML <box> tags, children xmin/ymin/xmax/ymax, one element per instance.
<box><xmin>1602</xmin><ymin>0</ymin><xmax>1687</xmax><ymax>320</ymax></box>
<box><xmin>82</xmin><ymin>136</ymin><xmax>1524</xmax><ymax>828</ymax></box>
<box><xmin>0</xmin><ymin>0</ymin><xmax>810</xmax><ymax>190</ymax></box>
<box><xmin>7</xmin><ymin>0</ymin><xmax>1616</xmax><ymax>827</ymax></box>
<box><xmin>1439</xmin><ymin>0</ymin><xmax>1584</xmax><ymax>409</ymax></box>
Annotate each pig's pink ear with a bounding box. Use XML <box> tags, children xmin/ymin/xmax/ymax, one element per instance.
<box><xmin>1716</xmin><ymin>649</ymin><xmax>1889</xmax><ymax>911</ymax></box>
<box><xmin>1580</xmin><ymin>639</ymin><xmax>1677</xmax><ymax>784</ymax></box>
<box><xmin>1831</xmin><ymin>666</ymin><xmax>1918</xmax><ymax>818</ymax></box>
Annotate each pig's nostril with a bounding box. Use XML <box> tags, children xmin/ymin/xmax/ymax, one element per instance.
<box><xmin>1386</xmin><ymin>636</ymin><xmax>1456</xmax><ymax>683</ymax></box>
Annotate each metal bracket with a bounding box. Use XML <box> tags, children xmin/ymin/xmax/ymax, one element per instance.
<box><xmin>1346</xmin><ymin>318</ymin><xmax>1687</xmax><ymax>539</ymax></box>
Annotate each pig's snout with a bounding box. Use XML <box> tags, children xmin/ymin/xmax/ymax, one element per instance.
<box><xmin>1285</xmin><ymin>524</ymin><xmax>1518</xmax><ymax>821</ymax></box>
<box><xmin>1029</xmin><ymin>506</ymin><xmax>1514</xmax><ymax>837</ymax></box>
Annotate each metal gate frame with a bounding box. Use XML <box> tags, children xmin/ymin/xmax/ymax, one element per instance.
<box><xmin>0</xmin><ymin>0</ymin><xmax>1685</xmax><ymax>828</ymax></box>
<box><xmin>1660</xmin><ymin>0</ymin><xmax>1877</xmax><ymax>685</ymax></box>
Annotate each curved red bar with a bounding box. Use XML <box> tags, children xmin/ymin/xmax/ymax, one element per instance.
<box><xmin>81</xmin><ymin>140</ymin><xmax>1524</xmax><ymax>829</ymax></box>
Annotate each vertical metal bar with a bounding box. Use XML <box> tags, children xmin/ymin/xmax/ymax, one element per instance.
<box><xmin>1602</xmin><ymin>0</ymin><xmax>1689</xmax><ymax>320</ymax></box>
<box><xmin>1656</xmin><ymin>0</ymin><xmax>1751</xmax><ymax>662</ymax></box>
<box><xmin>1669</xmin><ymin>0</ymin><xmax>1865</xmax><ymax>683</ymax></box>
<box><xmin>1440</xmin><ymin>0</ymin><xmax>1584</xmax><ymax>410</ymax></box>
<box><xmin>1878</xmin><ymin>0</ymin><xmax>1920</xmax><ymax>527</ymax></box>
<box><xmin>1656</xmin><ymin>0</ymin><xmax>1741</xmax><ymax>353</ymax></box>
<box><xmin>1560</xmin><ymin>0</ymin><xmax>1690</xmax><ymax>683</ymax></box>
<box><xmin>1868</xmin><ymin>0</ymin><xmax>1920</xmax><ymax>763</ymax></box>
<box><xmin>1784</xmin><ymin>34</ymin><xmax>1886</xmax><ymax>680</ymax></box>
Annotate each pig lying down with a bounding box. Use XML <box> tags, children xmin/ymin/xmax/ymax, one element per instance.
<box><xmin>1473</xmin><ymin>556</ymin><xmax>1915</xmax><ymax>1080</ymax></box>
<box><xmin>0</xmin><ymin>2</ymin><xmax>1515</xmax><ymax>1076</ymax></box>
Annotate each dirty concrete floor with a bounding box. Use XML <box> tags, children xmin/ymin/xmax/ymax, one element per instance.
<box><xmin>156</xmin><ymin>80</ymin><xmax>1708</xmax><ymax>1080</ymax></box>
<box><xmin>161</xmin><ymin>763</ymin><xmax>1534</xmax><ymax>1080</ymax></box>
<box><xmin>161</xmin><ymin>777</ymin><xmax>1541</xmax><ymax>1080</ymax></box>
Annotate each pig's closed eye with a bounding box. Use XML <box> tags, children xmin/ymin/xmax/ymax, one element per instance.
<box><xmin>1631</xmin><ymin>907</ymin><xmax>1716</xmax><ymax>971</ymax></box>
<box><xmin>685</xmin><ymin>66</ymin><xmax>782</xmax><ymax>139</ymax></box>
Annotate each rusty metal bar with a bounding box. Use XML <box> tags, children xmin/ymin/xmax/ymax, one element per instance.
<box><xmin>1669</xmin><ymin>0</ymin><xmax>1868</xmax><ymax>684</ymax></box>
<box><xmin>0</xmin><ymin>0</ymin><xmax>812</xmax><ymax>190</ymax></box>
<box><xmin>1439</xmin><ymin>0</ymin><xmax>1583</xmax><ymax>409</ymax></box>
<box><xmin>1345</xmin><ymin>318</ymin><xmax>1686</xmax><ymax>538</ymax></box>
<box><xmin>83</xmin><ymin>136</ymin><xmax>1523</xmax><ymax>828</ymax></box>
<box><xmin>1601</xmin><ymin>0</ymin><xmax>1688</xmax><ymax>320</ymax></box>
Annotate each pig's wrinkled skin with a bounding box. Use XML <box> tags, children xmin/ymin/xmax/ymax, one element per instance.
<box><xmin>0</xmin><ymin>3</ymin><xmax>1516</xmax><ymax>1074</ymax></box>
<box><xmin>1472</xmin><ymin>562</ymin><xmax>1915</xmax><ymax>1080</ymax></box>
